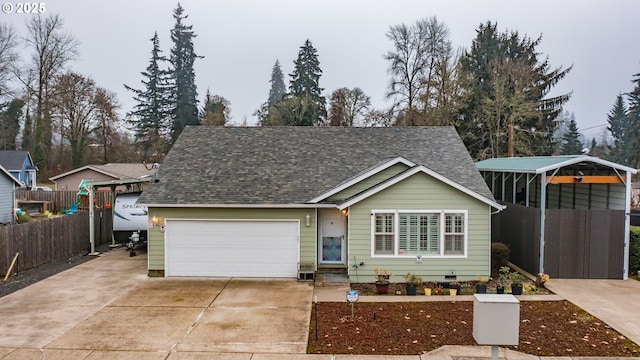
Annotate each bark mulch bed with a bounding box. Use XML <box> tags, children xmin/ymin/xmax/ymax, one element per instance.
<box><xmin>308</xmin><ymin>300</ymin><xmax>640</xmax><ymax>357</ymax></box>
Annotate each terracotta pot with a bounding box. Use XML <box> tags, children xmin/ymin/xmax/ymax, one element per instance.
<box><xmin>375</xmin><ymin>283</ymin><xmax>389</xmax><ymax>295</ymax></box>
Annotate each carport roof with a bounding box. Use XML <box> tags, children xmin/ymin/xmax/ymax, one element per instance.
<box><xmin>476</xmin><ymin>155</ymin><xmax>638</xmax><ymax>175</ymax></box>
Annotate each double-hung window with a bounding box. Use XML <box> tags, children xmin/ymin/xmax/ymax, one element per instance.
<box><xmin>372</xmin><ymin>210</ymin><xmax>466</xmax><ymax>257</ymax></box>
<box><xmin>374</xmin><ymin>213</ymin><xmax>395</xmax><ymax>255</ymax></box>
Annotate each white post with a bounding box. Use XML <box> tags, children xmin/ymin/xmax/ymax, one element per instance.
<box><xmin>539</xmin><ymin>172</ymin><xmax>547</xmax><ymax>274</ymax></box>
<box><xmin>623</xmin><ymin>170</ymin><xmax>632</xmax><ymax>280</ymax></box>
<box><xmin>88</xmin><ymin>183</ymin><xmax>98</xmax><ymax>255</ymax></box>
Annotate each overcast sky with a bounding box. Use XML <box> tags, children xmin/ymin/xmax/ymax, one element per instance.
<box><xmin>4</xmin><ymin>0</ymin><xmax>639</xmax><ymax>140</ymax></box>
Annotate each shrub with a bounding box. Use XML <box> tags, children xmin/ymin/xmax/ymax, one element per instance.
<box><xmin>630</xmin><ymin>226</ymin><xmax>640</xmax><ymax>275</ymax></box>
<box><xmin>491</xmin><ymin>242</ymin><xmax>510</xmax><ymax>273</ymax></box>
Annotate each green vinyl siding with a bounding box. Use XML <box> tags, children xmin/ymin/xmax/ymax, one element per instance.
<box><xmin>326</xmin><ymin>163</ymin><xmax>409</xmax><ymax>202</ymax></box>
<box><xmin>348</xmin><ymin>171</ymin><xmax>491</xmax><ymax>283</ymax></box>
<box><xmin>147</xmin><ymin>207</ymin><xmax>316</xmax><ymax>272</ymax></box>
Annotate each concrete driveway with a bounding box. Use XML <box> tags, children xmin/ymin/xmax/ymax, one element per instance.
<box><xmin>544</xmin><ymin>278</ymin><xmax>640</xmax><ymax>346</ymax></box>
<box><xmin>0</xmin><ymin>248</ymin><xmax>314</xmax><ymax>360</ymax></box>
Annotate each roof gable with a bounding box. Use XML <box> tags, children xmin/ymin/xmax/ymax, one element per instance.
<box><xmin>0</xmin><ymin>164</ymin><xmax>22</xmax><ymax>186</ymax></box>
<box><xmin>338</xmin><ymin>165</ymin><xmax>504</xmax><ymax>210</ymax></box>
<box><xmin>0</xmin><ymin>151</ymin><xmax>33</xmax><ymax>171</ymax></box>
<box><xmin>138</xmin><ymin>126</ymin><xmax>497</xmax><ymax>206</ymax></box>
<box><xmin>50</xmin><ymin>163</ymin><xmax>156</xmax><ymax>181</ymax></box>
<box><xmin>309</xmin><ymin>156</ymin><xmax>415</xmax><ymax>203</ymax></box>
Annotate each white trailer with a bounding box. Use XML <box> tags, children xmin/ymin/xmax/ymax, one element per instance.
<box><xmin>113</xmin><ymin>192</ymin><xmax>148</xmax><ymax>244</ymax></box>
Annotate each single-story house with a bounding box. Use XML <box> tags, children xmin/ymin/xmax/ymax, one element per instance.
<box><xmin>0</xmin><ymin>151</ymin><xmax>37</xmax><ymax>188</ymax></box>
<box><xmin>0</xmin><ymin>164</ymin><xmax>23</xmax><ymax>224</ymax></box>
<box><xmin>476</xmin><ymin>156</ymin><xmax>638</xmax><ymax>279</ymax></box>
<box><xmin>49</xmin><ymin>163</ymin><xmax>157</xmax><ymax>192</ymax></box>
<box><xmin>138</xmin><ymin>126</ymin><xmax>504</xmax><ymax>282</ymax></box>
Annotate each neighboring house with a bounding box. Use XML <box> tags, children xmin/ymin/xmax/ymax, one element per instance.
<box><xmin>138</xmin><ymin>126</ymin><xmax>503</xmax><ymax>281</ymax></box>
<box><xmin>49</xmin><ymin>163</ymin><xmax>157</xmax><ymax>191</ymax></box>
<box><xmin>0</xmin><ymin>151</ymin><xmax>37</xmax><ymax>188</ymax></box>
<box><xmin>476</xmin><ymin>156</ymin><xmax>638</xmax><ymax>280</ymax></box>
<box><xmin>0</xmin><ymin>164</ymin><xmax>22</xmax><ymax>224</ymax></box>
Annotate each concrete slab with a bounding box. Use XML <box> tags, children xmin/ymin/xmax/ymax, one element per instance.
<box><xmin>0</xmin><ymin>304</ymin><xmax>104</xmax><ymax>348</ymax></box>
<box><xmin>252</xmin><ymin>355</ymin><xmax>335</xmax><ymax>360</ymax></box>
<box><xmin>1</xmin><ymin>348</ymin><xmax>92</xmax><ymax>360</ymax></box>
<box><xmin>84</xmin><ymin>350</ymin><xmax>169</xmax><ymax>360</ymax></box>
<box><xmin>544</xmin><ymin>279</ymin><xmax>640</xmax><ymax>345</ymax></box>
<box><xmin>422</xmin><ymin>345</ymin><xmax>539</xmax><ymax>359</ymax></box>
<box><xmin>166</xmin><ymin>352</ymin><xmax>252</xmax><ymax>359</ymax></box>
<box><xmin>0</xmin><ymin>348</ymin><xmax>16</xmax><ymax>358</ymax></box>
<box><xmin>178</xmin><ymin>307</ymin><xmax>310</xmax><ymax>353</ymax></box>
<box><xmin>46</xmin><ymin>306</ymin><xmax>203</xmax><ymax>351</ymax></box>
<box><xmin>111</xmin><ymin>278</ymin><xmax>228</xmax><ymax>307</ymax></box>
<box><xmin>213</xmin><ymin>279</ymin><xmax>314</xmax><ymax>308</ymax></box>
<box><xmin>333</xmin><ymin>356</ymin><xmax>419</xmax><ymax>360</ymax></box>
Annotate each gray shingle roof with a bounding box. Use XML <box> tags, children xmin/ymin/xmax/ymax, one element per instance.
<box><xmin>0</xmin><ymin>151</ymin><xmax>31</xmax><ymax>170</ymax></box>
<box><xmin>138</xmin><ymin>126</ymin><xmax>495</xmax><ymax>205</ymax></box>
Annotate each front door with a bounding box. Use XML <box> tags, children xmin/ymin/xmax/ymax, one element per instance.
<box><xmin>319</xmin><ymin>209</ymin><xmax>346</xmax><ymax>264</ymax></box>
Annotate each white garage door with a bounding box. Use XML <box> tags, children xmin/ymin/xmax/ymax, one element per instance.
<box><xmin>165</xmin><ymin>220</ymin><xmax>299</xmax><ymax>277</ymax></box>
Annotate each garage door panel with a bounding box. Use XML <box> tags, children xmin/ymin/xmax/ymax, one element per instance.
<box><xmin>166</xmin><ymin>220</ymin><xmax>299</xmax><ymax>277</ymax></box>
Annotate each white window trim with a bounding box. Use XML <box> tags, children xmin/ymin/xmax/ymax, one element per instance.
<box><xmin>370</xmin><ymin>209</ymin><xmax>468</xmax><ymax>259</ymax></box>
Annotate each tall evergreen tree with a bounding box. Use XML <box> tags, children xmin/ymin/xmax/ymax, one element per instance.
<box><xmin>458</xmin><ymin>22</ymin><xmax>572</xmax><ymax>159</ymax></box>
<box><xmin>0</xmin><ymin>98</ymin><xmax>23</xmax><ymax>150</ymax></box>
<box><xmin>124</xmin><ymin>32</ymin><xmax>172</xmax><ymax>162</ymax></box>
<box><xmin>268</xmin><ymin>60</ymin><xmax>286</xmax><ymax>107</ymax></box>
<box><xmin>169</xmin><ymin>3</ymin><xmax>201</xmax><ymax>142</ymax></box>
<box><xmin>288</xmin><ymin>39</ymin><xmax>326</xmax><ymax>125</ymax></box>
<box><xmin>256</xmin><ymin>60</ymin><xmax>287</xmax><ymax>125</ymax></box>
<box><xmin>560</xmin><ymin>117</ymin><xmax>583</xmax><ymax>155</ymax></box>
<box><xmin>626</xmin><ymin>72</ymin><xmax>640</xmax><ymax>168</ymax></box>
<box><xmin>606</xmin><ymin>94</ymin><xmax>628</xmax><ymax>164</ymax></box>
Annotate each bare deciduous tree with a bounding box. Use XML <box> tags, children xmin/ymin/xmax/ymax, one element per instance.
<box><xmin>327</xmin><ymin>87</ymin><xmax>371</xmax><ymax>126</ymax></box>
<box><xmin>23</xmin><ymin>14</ymin><xmax>79</xmax><ymax>174</ymax></box>
<box><xmin>385</xmin><ymin>16</ymin><xmax>451</xmax><ymax>125</ymax></box>
<box><xmin>0</xmin><ymin>24</ymin><xmax>18</xmax><ymax>101</ymax></box>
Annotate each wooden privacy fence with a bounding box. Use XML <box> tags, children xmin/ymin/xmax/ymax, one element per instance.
<box><xmin>0</xmin><ymin>208</ymin><xmax>113</xmax><ymax>276</ymax></box>
<box><xmin>15</xmin><ymin>190</ymin><xmax>113</xmax><ymax>213</ymax></box>
<box><xmin>493</xmin><ymin>203</ymin><xmax>625</xmax><ymax>279</ymax></box>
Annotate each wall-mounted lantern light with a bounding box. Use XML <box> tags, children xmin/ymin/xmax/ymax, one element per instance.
<box><xmin>305</xmin><ymin>213</ymin><xmax>311</xmax><ymax>227</ymax></box>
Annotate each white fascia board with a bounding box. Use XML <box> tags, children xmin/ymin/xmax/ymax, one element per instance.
<box><xmin>308</xmin><ymin>157</ymin><xmax>415</xmax><ymax>203</ymax></box>
<box><xmin>536</xmin><ymin>156</ymin><xmax>638</xmax><ymax>175</ymax></box>
<box><xmin>338</xmin><ymin>165</ymin><xmax>505</xmax><ymax>211</ymax></box>
<box><xmin>139</xmin><ymin>203</ymin><xmax>338</xmax><ymax>209</ymax></box>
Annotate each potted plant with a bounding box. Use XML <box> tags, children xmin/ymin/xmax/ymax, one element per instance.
<box><xmin>374</xmin><ymin>268</ymin><xmax>392</xmax><ymax>295</ymax></box>
<box><xmin>449</xmin><ymin>280</ymin><xmax>460</xmax><ymax>296</ymax></box>
<box><xmin>510</xmin><ymin>271</ymin><xmax>524</xmax><ymax>295</ymax></box>
<box><xmin>537</xmin><ymin>272</ymin><xmax>550</xmax><ymax>288</ymax></box>
<box><xmin>497</xmin><ymin>266</ymin><xmax>510</xmax><ymax>294</ymax></box>
<box><xmin>475</xmin><ymin>276</ymin><xmax>488</xmax><ymax>294</ymax></box>
<box><xmin>403</xmin><ymin>273</ymin><xmax>422</xmax><ymax>296</ymax></box>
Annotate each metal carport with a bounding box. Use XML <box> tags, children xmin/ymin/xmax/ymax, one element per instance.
<box><xmin>476</xmin><ymin>155</ymin><xmax>638</xmax><ymax>279</ymax></box>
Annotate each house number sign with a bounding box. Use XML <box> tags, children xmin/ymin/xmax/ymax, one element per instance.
<box><xmin>346</xmin><ymin>290</ymin><xmax>359</xmax><ymax>303</ymax></box>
